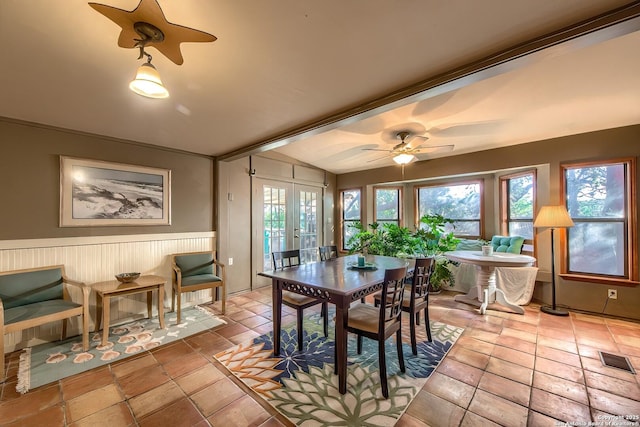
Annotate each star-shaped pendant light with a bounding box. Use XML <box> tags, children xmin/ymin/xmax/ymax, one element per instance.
<box><xmin>89</xmin><ymin>0</ymin><xmax>216</xmax><ymax>65</ymax></box>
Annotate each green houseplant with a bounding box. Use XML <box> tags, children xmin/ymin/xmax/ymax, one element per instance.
<box><xmin>414</xmin><ymin>214</ymin><xmax>460</xmax><ymax>292</ymax></box>
<box><xmin>347</xmin><ymin>222</ymin><xmax>422</xmax><ymax>258</ymax></box>
<box><xmin>347</xmin><ymin>215</ymin><xmax>460</xmax><ymax>292</ymax></box>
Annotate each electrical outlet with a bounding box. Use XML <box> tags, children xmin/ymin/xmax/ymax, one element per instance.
<box><xmin>608</xmin><ymin>289</ymin><xmax>617</xmax><ymax>299</ymax></box>
<box><xmin>228</xmin><ymin>258</ymin><xmax>233</xmax><ymax>266</ymax></box>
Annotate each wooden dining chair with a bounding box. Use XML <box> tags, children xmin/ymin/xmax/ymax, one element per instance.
<box><xmin>272</xmin><ymin>250</ymin><xmax>328</xmax><ymax>351</ymax></box>
<box><xmin>318</xmin><ymin>245</ymin><xmax>338</xmax><ymax>261</ymax></box>
<box><xmin>342</xmin><ymin>266</ymin><xmax>407</xmax><ymax>398</ymax></box>
<box><xmin>375</xmin><ymin>257</ymin><xmax>435</xmax><ymax>355</ymax></box>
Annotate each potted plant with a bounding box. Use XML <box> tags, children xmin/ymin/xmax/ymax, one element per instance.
<box><xmin>414</xmin><ymin>214</ymin><xmax>460</xmax><ymax>292</ymax></box>
<box><xmin>347</xmin><ymin>217</ymin><xmax>459</xmax><ymax>292</ymax></box>
<box><xmin>346</xmin><ymin>222</ymin><xmax>379</xmax><ymax>256</ymax></box>
<box><xmin>347</xmin><ymin>222</ymin><xmax>422</xmax><ymax>258</ymax></box>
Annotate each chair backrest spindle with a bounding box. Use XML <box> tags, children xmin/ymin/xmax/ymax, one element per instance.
<box><xmin>318</xmin><ymin>245</ymin><xmax>338</xmax><ymax>261</ymax></box>
<box><xmin>272</xmin><ymin>249</ymin><xmax>302</xmax><ymax>270</ymax></box>
<box><xmin>379</xmin><ymin>267</ymin><xmax>407</xmax><ymax>330</ymax></box>
<box><xmin>411</xmin><ymin>257</ymin><xmax>436</xmax><ymax>301</ymax></box>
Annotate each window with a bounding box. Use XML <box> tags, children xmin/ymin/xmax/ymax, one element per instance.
<box><xmin>562</xmin><ymin>158</ymin><xmax>637</xmax><ymax>283</ymax></box>
<box><xmin>500</xmin><ymin>171</ymin><xmax>536</xmax><ymax>250</ymax></box>
<box><xmin>374</xmin><ymin>187</ymin><xmax>401</xmax><ymax>226</ymax></box>
<box><xmin>341</xmin><ymin>189</ymin><xmax>361</xmax><ymax>251</ymax></box>
<box><xmin>416</xmin><ymin>181</ymin><xmax>482</xmax><ymax>237</ymax></box>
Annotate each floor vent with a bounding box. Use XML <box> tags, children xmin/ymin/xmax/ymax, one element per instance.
<box><xmin>599</xmin><ymin>351</ymin><xmax>636</xmax><ymax>374</ymax></box>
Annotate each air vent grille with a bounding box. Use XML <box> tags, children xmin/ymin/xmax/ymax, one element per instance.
<box><xmin>599</xmin><ymin>351</ymin><xmax>636</xmax><ymax>374</ymax></box>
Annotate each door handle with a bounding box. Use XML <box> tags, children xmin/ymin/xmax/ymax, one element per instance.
<box><xmin>294</xmin><ymin>235</ymin><xmax>300</xmax><ymax>238</ymax></box>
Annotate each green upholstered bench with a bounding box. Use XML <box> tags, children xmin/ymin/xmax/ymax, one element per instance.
<box><xmin>0</xmin><ymin>265</ymin><xmax>90</xmax><ymax>381</ymax></box>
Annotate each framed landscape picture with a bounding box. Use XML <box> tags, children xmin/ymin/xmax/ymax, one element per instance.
<box><xmin>60</xmin><ymin>156</ymin><xmax>171</xmax><ymax>227</ymax></box>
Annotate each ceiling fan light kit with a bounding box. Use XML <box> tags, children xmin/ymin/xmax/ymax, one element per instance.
<box><xmin>129</xmin><ymin>59</ymin><xmax>169</xmax><ymax>99</ymax></box>
<box><xmin>392</xmin><ymin>153</ymin><xmax>415</xmax><ymax>165</ymax></box>
<box><xmin>89</xmin><ymin>0</ymin><xmax>216</xmax><ymax>99</ymax></box>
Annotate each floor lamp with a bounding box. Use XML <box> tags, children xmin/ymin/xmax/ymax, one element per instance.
<box><xmin>533</xmin><ymin>205</ymin><xmax>575</xmax><ymax>316</ymax></box>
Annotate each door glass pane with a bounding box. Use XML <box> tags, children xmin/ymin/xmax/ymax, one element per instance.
<box><xmin>298</xmin><ymin>190</ymin><xmax>318</xmax><ymax>263</ymax></box>
<box><xmin>263</xmin><ymin>186</ymin><xmax>286</xmax><ymax>271</ymax></box>
<box><xmin>568</xmin><ymin>222</ymin><xmax>625</xmax><ymax>276</ymax></box>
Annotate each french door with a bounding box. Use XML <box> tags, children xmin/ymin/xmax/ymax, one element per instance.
<box><xmin>252</xmin><ymin>179</ymin><xmax>322</xmax><ymax>288</ymax></box>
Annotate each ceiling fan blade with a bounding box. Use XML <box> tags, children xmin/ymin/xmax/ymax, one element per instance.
<box><xmin>411</xmin><ymin>135</ymin><xmax>429</xmax><ymax>142</ymax></box>
<box><xmin>428</xmin><ymin>121</ymin><xmax>503</xmax><ymax>137</ymax></box>
<box><xmin>405</xmin><ymin>144</ymin><xmax>424</xmax><ymax>152</ymax></box>
<box><xmin>366</xmin><ymin>154</ymin><xmax>392</xmax><ymax>163</ymax></box>
<box><xmin>362</xmin><ymin>148</ymin><xmax>392</xmax><ymax>152</ymax></box>
<box><xmin>419</xmin><ymin>144</ymin><xmax>455</xmax><ymax>153</ymax></box>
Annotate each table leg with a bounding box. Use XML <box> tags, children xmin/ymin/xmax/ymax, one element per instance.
<box><xmin>146</xmin><ymin>290</ymin><xmax>152</xmax><ymax>320</ymax></box>
<box><xmin>157</xmin><ymin>285</ymin><xmax>165</xmax><ymax>329</ymax></box>
<box><xmin>101</xmin><ymin>295</ymin><xmax>111</xmax><ymax>346</ymax></box>
<box><xmin>95</xmin><ymin>294</ymin><xmax>103</xmax><ymax>333</ymax></box>
<box><xmin>335</xmin><ymin>302</ymin><xmax>348</xmax><ymax>395</ymax></box>
<box><xmin>478</xmin><ymin>266</ymin><xmax>524</xmax><ymax>314</ymax></box>
<box><xmin>272</xmin><ymin>279</ymin><xmax>282</xmax><ymax>356</ymax></box>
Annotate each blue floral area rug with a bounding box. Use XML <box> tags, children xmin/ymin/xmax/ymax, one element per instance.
<box><xmin>215</xmin><ymin>311</ymin><xmax>463</xmax><ymax>426</ymax></box>
<box><xmin>17</xmin><ymin>305</ymin><xmax>225</xmax><ymax>394</ymax></box>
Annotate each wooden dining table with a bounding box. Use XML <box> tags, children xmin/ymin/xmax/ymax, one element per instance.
<box><xmin>259</xmin><ymin>254</ymin><xmax>409</xmax><ymax>394</ymax></box>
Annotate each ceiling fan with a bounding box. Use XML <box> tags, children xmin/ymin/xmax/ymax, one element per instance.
<box><xmin>89</xmin><ymin>0</ymin><xmax>217</xmax><ymax>98</ymax></box>
<box><xmin>363</xmin><ymin>131</ymin><xmax>454</xmax><ymax>165</ymax></box>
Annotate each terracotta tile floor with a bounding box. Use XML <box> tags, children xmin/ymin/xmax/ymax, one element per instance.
<box><xmin>2</xmin><ymin>289</ymin><xmax>640</xmax><ymax>426</ymax></box>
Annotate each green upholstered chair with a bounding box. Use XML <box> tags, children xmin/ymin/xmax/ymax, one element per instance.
<box><xmin>171</xmin><ymin>251</ymin><xmax>226</xmax><ymax>324</ymax></box>
<box><xmin>491</xmin><ymin>235</ymin><xmax>525</xmax><ymax>254</ymax></box>
<box><xmin>0</xmin><ymin>265</ymin><xmax>90</xmax><ymax>381</ymax></box>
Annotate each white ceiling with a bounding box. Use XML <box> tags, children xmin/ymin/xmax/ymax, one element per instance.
<box><xmin>1</xmin><ymin>1</ymin><xmax>639</xmax><ymax>174</ymax></box>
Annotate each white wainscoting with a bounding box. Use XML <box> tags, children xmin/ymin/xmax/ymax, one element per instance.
<box><xmin>1</xmin><ymin>232</ymin><xmax>216</xmax><ymax>352</ymax></box>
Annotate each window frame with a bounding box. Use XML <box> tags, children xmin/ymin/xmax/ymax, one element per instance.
<box><xmin>373</xmin><ymin>186</ymin><xmax>403</xmax><ymax>227</ymax></box>
<box><xmin>499</xmin><ymin>170</ymin><xmax>537</xmax><ymax>256</ymax></box>
<box><xmin>414</xmin><ymin>180</ymin><xmax>484</xmax><ymax>239</ymax></box>
<box><xmin>339</xmin><ymin>188</ymin><xmax>363</xmax><ymax>252</ymax></box>
<box><xmin>560</xmin><ymin>157</ymin><xmax>638</xmax><ymax>286</ymax></box>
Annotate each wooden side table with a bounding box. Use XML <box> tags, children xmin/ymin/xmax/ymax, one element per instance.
<box><xmin>92</xmin><ymin>274</ymin><xmax>166</xmax><ymax>346</ymax></box>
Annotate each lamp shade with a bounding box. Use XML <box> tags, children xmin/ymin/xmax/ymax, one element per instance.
<box><xmin>533</xmin><ymin>205</ymin><xmax>575</xmax><ymax>228</ymax></box>
<box><xmin>129</xmin><ymin>63</ymin><xmax>169</xmax><ymax>99</ymax></box>
<box><xmin>393</xmin><ymin>153</ymin><xmax>415</xmax><ymax>165</ymax></box>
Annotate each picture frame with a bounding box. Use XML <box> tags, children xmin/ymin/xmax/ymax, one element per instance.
<box><xmin>60</xmin><ymin>156</ymin><xmax>171</xmax><ymax>227</ymax></box>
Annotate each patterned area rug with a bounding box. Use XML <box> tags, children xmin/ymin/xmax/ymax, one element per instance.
<box><xmin>215</xmin><ymin>311</ymin><xmax>463</xmax><ymax>426</ymax></box>
<box><xmin>17</xmin><ymin>305</ymin><xmax>225</xmax><ymax>394</ymax></box>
